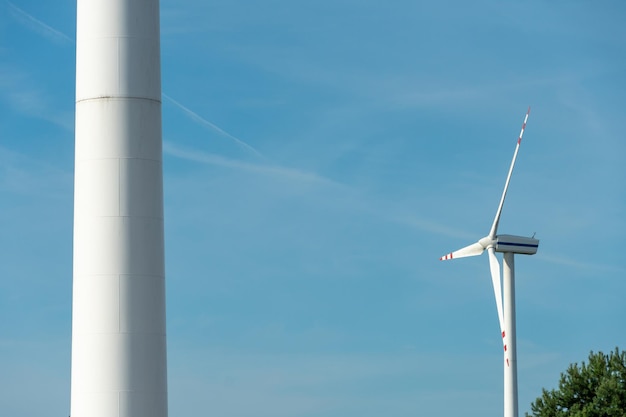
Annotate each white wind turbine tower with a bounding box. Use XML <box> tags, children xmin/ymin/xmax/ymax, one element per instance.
<box><xmin>439</xmin><ymin>108</ymin><xmax>538</xmax><ymax>417</ymax></box>
<box><xmin>71</xmin><ymin>0</ymin><xmax>167</xmax><ymax>416</ymax></box>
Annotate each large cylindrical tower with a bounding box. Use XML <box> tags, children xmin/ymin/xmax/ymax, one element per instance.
<box><xmin>71</xmin><ymin>0</ymin><xmax>167</xmax><ymax>416</ymax></box>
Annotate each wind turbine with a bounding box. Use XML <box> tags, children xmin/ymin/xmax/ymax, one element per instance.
<box><xmin>439</xmin><ymin>107</ymin><xmax>538</xmax><ymax>417</ymax></box>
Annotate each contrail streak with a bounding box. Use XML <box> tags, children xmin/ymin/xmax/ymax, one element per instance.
<box><xmin>163</xmin><ymin>141</ymin><xmax>337</xmax><ymax>186</ymax></box>
<box><xmin>4</xmin><ymin>1</ymin><xmax>264</xmax><ymax>162</ymax></box>
<box><xmin>5</xmin><ymin>1</ymin><xmax>73</xmax><ymax>44</ymax></box>
<box><xmin>163</xmin><ymin>93</ymin><xmax>265</xmax><ymax>160</ymax></box>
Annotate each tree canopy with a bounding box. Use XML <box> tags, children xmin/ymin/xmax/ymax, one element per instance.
<box><xmin>527</xmin><ymin>347</ymin><xmax>626</xmax><ymax>417</ymax></box>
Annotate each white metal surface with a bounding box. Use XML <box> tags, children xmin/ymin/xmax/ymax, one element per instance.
<box><xmin>495</xmin><ymin>235</ymin><xmax>539</xmax><ymax>255</ymax></box>
<box><xmin>71</xmin><ymin>1</ymin><xmax>167</xmax><ymax>416</ymax></box>
<box><xmin>488</xmin><ymin>247</ymin><xmax>506</xmax><ymax>361</ymax></box>
<box><xmin>503</xmin><ymin>253</ymin><xmax>518</xmax><ymax>417</ymax></box>
<box><xmin>439</xmin><ymin>241</ymin><xmax>484</xmax><ymax>260</ymax></box>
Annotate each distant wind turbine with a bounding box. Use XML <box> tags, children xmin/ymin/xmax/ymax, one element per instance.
<box><xmin>439</xmin><ymin>107</ymin><xmax>538</xmax><ymax>417</ymax></box>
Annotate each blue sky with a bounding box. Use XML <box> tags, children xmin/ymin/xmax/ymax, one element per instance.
<box><xmin>1</xmin><ymin>0</ymin><xmax>625</xmax><ymax>415</ymax></box>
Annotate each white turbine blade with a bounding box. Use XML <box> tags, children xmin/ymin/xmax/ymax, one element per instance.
<box><xmin>488</xmin><ymin>107</ymin><xmax>530</xmax><ymax>239</ymax></box>
<box><xmin>488</xmin><ymin>247</ymin><xmax>509</xmax><ymax>366</ymax></box>
<box><xmin>488</xmin><ymin>247</ymin><xmax>505</xmax><ymax>331</ymax></box>
<box><xmin>439</xmin><ymin>241</ymin><xmax>484</xmax><ymax>261</ymax></box>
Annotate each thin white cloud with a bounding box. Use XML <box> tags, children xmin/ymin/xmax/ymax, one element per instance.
<box><xmin>164</xmin><ymin>141</ymin><xmax>468</xmax><ymax>242</ymax></box>
<box><xmin>0</xmin><ymin>145</ymin><xmax>72</xmax><ymax>196</ymax></box>
<box><xmin>1</xmin><ymin>2</ymin><xmax>74</xmax><ymax>129</ymax></box>
<box><xmin>5</xmin><ymin>1</ymin><xmax>73</xmax><ymax>44</ymax></box>
<box><xmin>168</xmin><ymin>349</ymin><xmax>503</xmax><ymax>416</ymax></box>
<box><xmin>0</xmin><ymin>65</ymin><xmax>74</xmax><ymax>131</ymax></box>
<box><xmin>392</xmin><ymin>213</ymin><xmax>479</xmax><ymax>241</ymax></box>
<box><xmin>536</xmin><ymin>252</ymin><xmax>625</xmax><ymax>274</ymax></box>
<box><xmin>163</xmin><ymin>141</ymin><xmax>339</xmax><ymax>187</ymax></box>
<box><xmin>163</xmin><ymin>93</ymin><xmax>266</xmax><ymax>160</ymax></box>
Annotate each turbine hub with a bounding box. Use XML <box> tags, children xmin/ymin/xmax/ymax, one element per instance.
<box><xmin>479</xmin><ymin>236</ymin><xmax>495</xmax><ymax>249</ymax></box>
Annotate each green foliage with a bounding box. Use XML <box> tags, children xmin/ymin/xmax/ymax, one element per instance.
<box><xmin>527</xmin><ymin>347</ymin><xmax>626</xmax><ymax>417</ymax></box>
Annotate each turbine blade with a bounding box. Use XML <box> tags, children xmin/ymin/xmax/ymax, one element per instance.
<box><xmin>488</xmin><ymin>107</ymin><xmax>530</xmax><ymax>239</ymax></box>
<box><xmin>488</xmin><ymin>247</ymin><xmax>509</xmax><ymax>366</ymax></box>
<box><xmin>488</xmin><ymin>248</ymin><xmax>505</xmax><ymax>331</ymax></box>
<box><xmin>439</xmin><ymin>241</ymin><xmax>484</xmax><ymax>260</ymax></box>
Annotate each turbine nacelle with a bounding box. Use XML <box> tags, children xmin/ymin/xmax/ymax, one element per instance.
<box><xmin>439</xmin><ymin>234</ymin><xmax>539</xmax><ymax>261</ymax></box>
<box><xmin>494</xmin><ymin>234</ymin><xmax>539</xmax><ymax>255</ymax></box>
